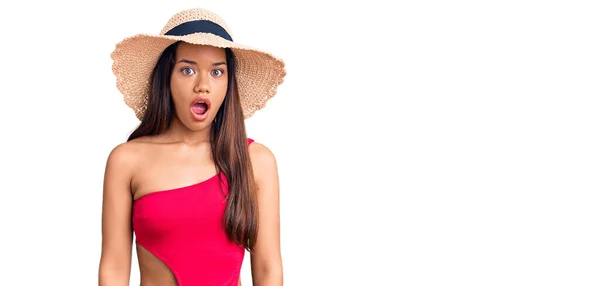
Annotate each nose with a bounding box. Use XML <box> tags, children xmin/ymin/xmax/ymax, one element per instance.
<box><xmin>193</xmin><ymin>73</ymin><xmax>210</xmax><ymax>94</ymax></box>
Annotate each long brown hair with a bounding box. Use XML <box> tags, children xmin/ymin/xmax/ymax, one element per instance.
<box><xmin>128</xmin><ymin>42</ymin><xmax>258</xmax><ymax>251</ymax></box>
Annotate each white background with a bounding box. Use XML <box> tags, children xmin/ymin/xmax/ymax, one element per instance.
<box><xmin>0</xmin><ymin>0</ymin><xmax>598</xmax><ymax>285</ymax></box>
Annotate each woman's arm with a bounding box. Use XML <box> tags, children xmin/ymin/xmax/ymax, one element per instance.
<box><xmin>249</xmin><ymin>142</ymin><xmax>283</xmax><ymax>286</ymax></box>
<box><xmin>98</xmin><ymin>143</ymin><xmax>137</xmax><ymax>286</ymax></box>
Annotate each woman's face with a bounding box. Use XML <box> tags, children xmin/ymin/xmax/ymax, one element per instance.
<box><xmin>170</xmin><ymin>42</ymin><xmax>228</xmax><ymax>131</ymax></box>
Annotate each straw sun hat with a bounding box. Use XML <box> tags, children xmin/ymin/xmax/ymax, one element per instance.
<box><xmin>110</xmin><ymin>8</ymin><xmax>286</xmax><ymax>120</ymax></box>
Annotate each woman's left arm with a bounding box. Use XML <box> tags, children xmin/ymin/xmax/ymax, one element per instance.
<box><xmin>249</xmin><ymin>142</ymin><xmax>283</xmax><ymax>286</ymax></box>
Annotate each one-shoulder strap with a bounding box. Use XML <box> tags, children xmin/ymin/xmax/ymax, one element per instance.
<box><xmin>247</xmin><ymin>137</ymin><xmax>254</xmax><ymax>146</ymax></box>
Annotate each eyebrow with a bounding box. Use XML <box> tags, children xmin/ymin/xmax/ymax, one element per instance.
<box><xmin>176</xmin><ymin>59</ymin><xmax>227</xmax><ymax>66</ymax></box>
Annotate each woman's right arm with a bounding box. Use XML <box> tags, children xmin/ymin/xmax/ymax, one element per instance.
<box><xmin>98</xmin><ymin>143</ymin><xmax>136</xmax><ymax>286</ymax></box>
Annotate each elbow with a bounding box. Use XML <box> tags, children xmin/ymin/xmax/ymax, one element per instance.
<box><xmin>253</xmin><ymin>264</ymin><xmax>283</xmax><ymax>286</ymax></box>
<box><xmin>98</xmin><ymin>269</ymin><xmax>129</xmax><ymax>286</ymax></box>
<box><xmin>98</xmin><ymin>259</ymin><xmax>130</xmax><ymax>286</ymax></box>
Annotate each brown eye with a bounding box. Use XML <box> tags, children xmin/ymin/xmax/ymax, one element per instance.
<box><xmin>182</xmin><ymin>67</ymin><xmax>195</xmax><ymax>75</ymax></box>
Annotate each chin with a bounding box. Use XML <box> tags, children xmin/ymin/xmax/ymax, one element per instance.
<box><xmin>187</xmin><ymin>120</ymin><xmax>212</xmax><ymax>132</ymax></box>
<box><xmin>173</xmin><ymin>113</ymin><xmax>211</xmax><ymax>131</ymax></box>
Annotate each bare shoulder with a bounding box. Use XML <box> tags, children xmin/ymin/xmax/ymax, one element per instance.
<box><xmin>248</xmin><ymin>141</ymin><xmax>278</xmax><ymax>182</ymax></box>
<box><xmin>104</xmin><ymin>140</ymin><xmax>147</xmax><ymax>182</ymax></box>
<box><xmin>106</xmin><ymin>141</ymin><xmax>140</xmax><ymax>167</ymax></box>
<box><xmin>248</xmin><ymin>141</ymin><xmax>278</xmax><ymax>168</ymax></box>
<box><xmin>107</xmin><ymin>135</ymin><xmax>157</xmax><ymax>163</ymax></box>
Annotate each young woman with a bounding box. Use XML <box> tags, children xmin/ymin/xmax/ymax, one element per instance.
<box><xmin>98</xmin><ymin>8</ymin><xmax>286</xmax><ymax>286</ymax></box>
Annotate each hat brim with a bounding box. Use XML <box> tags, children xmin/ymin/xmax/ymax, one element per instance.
<box><xmin>110</xmin><ymin>32</ymin><xmax>286</xmax><ymax>120</ymax></box>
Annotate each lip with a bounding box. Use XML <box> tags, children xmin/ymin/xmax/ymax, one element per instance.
<box><xmin>190</xmin><ymin>96</ymin><xmax>211</xmax><ymax>121</ymax></box>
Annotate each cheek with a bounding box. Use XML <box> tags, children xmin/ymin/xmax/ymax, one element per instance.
<box><xmin>169</xmin><ymin>77</ymin><xmax>192</xmax><ymax>105</ymax></box>
<box><xmin>212</xmin><ymin>81</ymin><xmax>229</xmax><ymax>108</ymax></box>
<box><xmin>216</xmin><ymin>80</ymin><xmax>229</xmax><ymax>95</ymax></box>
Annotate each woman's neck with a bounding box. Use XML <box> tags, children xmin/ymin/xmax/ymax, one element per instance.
<box><xmin>162</xmin><ymin>116</ymin><xmax>212</xmax><ymax>146</ymax></box>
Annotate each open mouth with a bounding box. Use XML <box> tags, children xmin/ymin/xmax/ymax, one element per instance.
<box><xmin>191</xmin><ymin>97</ymin><xmax>211</xmax><ymax>114</ymax></box>
<box><xmin>191</xmin><ymin>101</ymin><xmax>209</xmax><ymax>115</ymax></box>
<box><xmin>190</xmin><ymin>97</ymin><xmax>211</xmax><ymax>121</ymax></box>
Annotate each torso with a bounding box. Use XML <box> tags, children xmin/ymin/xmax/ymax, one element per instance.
<box><xmin>129</xmin><ymin>137</ymin><xmax>217</xmax><ymax>201</ymax></box>
<box><xmin>126</xmin><ymin>135</ymin><xmax>245</xmax><ymax>286</ymax></box>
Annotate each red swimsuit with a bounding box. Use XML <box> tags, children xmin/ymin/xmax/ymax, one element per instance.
<box><xmin>132</xmin><ymin>138</ymin><xmax>254</xmax><ymax>285</ymax></box>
